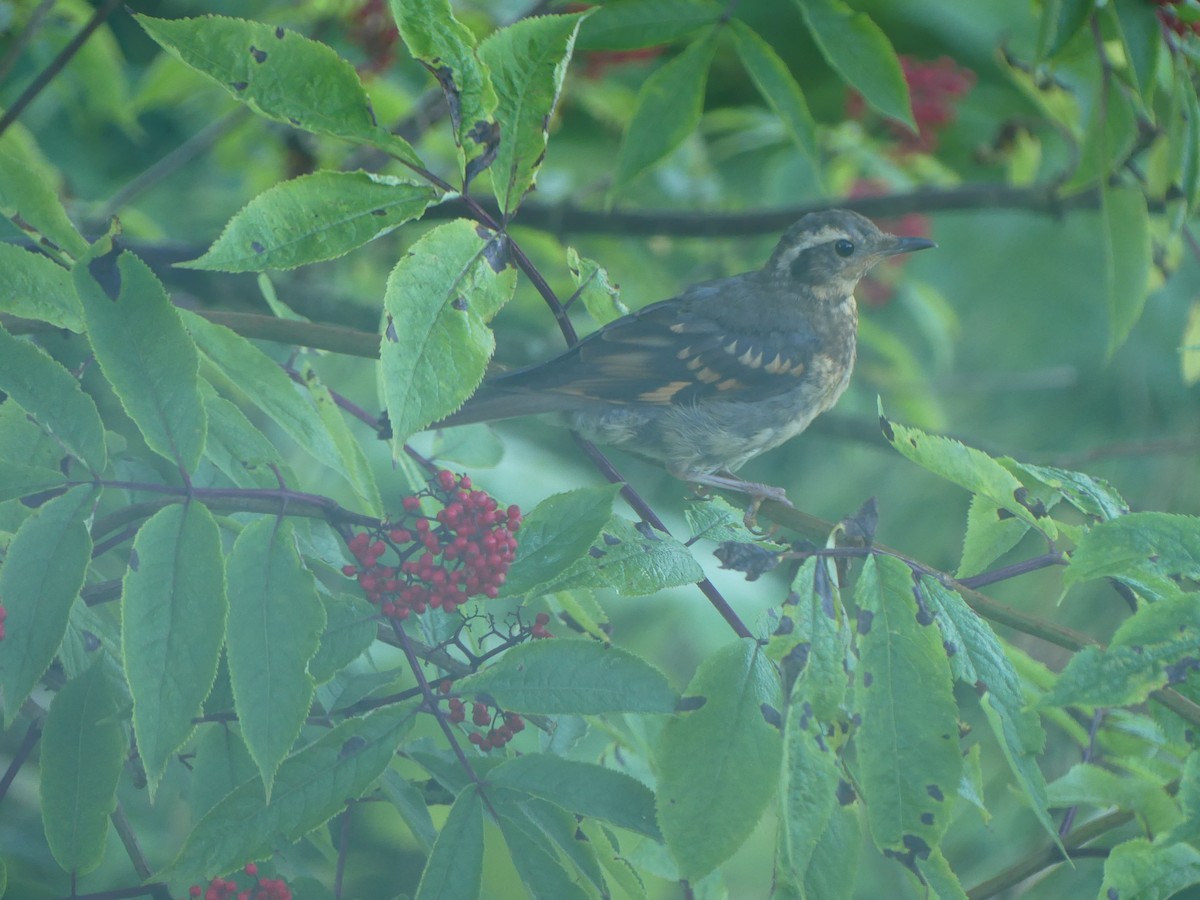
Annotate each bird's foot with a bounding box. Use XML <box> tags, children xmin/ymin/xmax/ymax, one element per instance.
<box><xmin>684</xmin><ymin>472</ymin><xmax>792</xmax><ymax>531</ymax></box>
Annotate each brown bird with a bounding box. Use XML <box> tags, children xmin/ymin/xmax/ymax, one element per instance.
<box><xmin>439</xmin><ymin>209</ymin><xmax>935</xmax><ymax>507</ymax></box>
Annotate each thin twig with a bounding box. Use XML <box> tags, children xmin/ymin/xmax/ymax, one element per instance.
<box><xmin>0</xmin><ymin>718</ymin><xmax>42</xmax><ymax>805</ymax></box>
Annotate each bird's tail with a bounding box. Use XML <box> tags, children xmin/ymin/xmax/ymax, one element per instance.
<box><xmin>434</xmin><ymin>384</ymin><xmax>578</xmax><ymax>428</ymax></box>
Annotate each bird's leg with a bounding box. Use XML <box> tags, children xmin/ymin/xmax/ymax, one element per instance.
<box><xmin>681</xmin><ymin>471</ymin><xmax>793</xmax><ymax>529</ymax></box>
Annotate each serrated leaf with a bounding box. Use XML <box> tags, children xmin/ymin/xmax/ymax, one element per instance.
<box><xmin>880</xmin><ymin>405</ymin><xmax>1056</xmax><ymax>538</ymax></box>
<box><xmin>853</xmin><ymin>555</ymin><xmax>960</xmax><ymax>855</ymax></box>
<box><xmin>0</xmin><ymin>243</ymin><xmax>81</xmax><ymax>331</ymax></box>
<box><xmin>795</xmin><ymin>0</ymin><xmax>914</xmax><ymax>129</ymax></box>
<box><xmin>225</xmin><ymin>517</ymin><xmax>326</xmax><ymax>798</ymax></box>
<box><xmin>612</xmin><ymin>32</ymin><xmax>717</xmax><ymax>193</ymax></box>
<box><xmin>1066</xmin><ymin>512</ymin><xmax>1200</xmax><ymax>600</ymax></box>
<box><xmin>779</xmin><ymin>686</ymin><xmax>841</xmax><ymax>883</ymax></box>
<box><xmin>730</xmin><ymin>21</ymin><xmax>818</xmax><ymax>160</ymax></box>
<box><xmin>415</xmin><ymin>785</ymin><xmax>484</xmax><ymax>900</ymax></box>
<box><xmin>199</xmin><ymin>385</ymin><xmax>292</xmax><ymax>488</ymax></box>
<box><xmin>493</xmin><ymin>790</ymin><xmax>590</xmax><ymax>900</ymax></box>
<box><xmin>136</xmin><ymin>14</ymin><xmax>419</xmax><ymax>164</ymax></box>
<box><xmin>0</xmin><ymin>485</ymin><xmax>95</xmax><ymax>725</ymax></box>
<box><xmin>161</xmin><ymin>704</ymin><xmax>416</xmax><ymax>889</ymax></box>
<box><xmin>456</xmin><ymin>640</ymin><xmax>677</xmax><ymax>714</ymax></box>
<box><xmin>380</xmin><ymin>770</ymin><xmax>437</xmax><ymax>851</ymax></box>
<box><xmin>479</xmin><ymin>14</ymin><xmax>584</xmax><ymax>214</ymax></box>
<box><xmin>0</xmin><ymin>324</ymin><xmax>106</xmax><ymax>472</ymax></box>
<box><xmin>576</xmin><ymin>0</ymin><xmax>722</xmax><ymax>50</ymax></box>
<box><xmin>75</xmin><ymin>249</ymin><xmax>206</xmax><ymax>471</ymax></box>
<box><xmin>1042</xmin><ymin>592</ymin><xmax>1200</xmax><ymax>708</ymax></box>
<box><xmin>39</xmin><ymin>660</ymin><xmax>124</xmax><ymax>875</ymax></box>
<box><xmin>124</xmin><ymin>503</ymin><xmax>226</xmax><ymax>798</ymax></box>
<box><xmin>1101</xmin><ymin>838</ymin><xmax>1200</xmax><ymax>900</ymax></box>
<box><xmin>502</xmin><ymin>485</ymin><xmax>621</xmax><ymax>597</ymax></box>
<box><xmin>379</xmin><ymin>219</ymin><xmax>517</xmax><ymax>444</ymax></box>
<box><xmin>490</xmin><ymin>754</ymin><xmax>660</xmax><ymax>838</ymax></box>
<box><xmin>915</xmin><ymin>847</ymin><xmax>969</xmax><ymax>900</ymax></box>
<box><xmin>1101</xmin><ymin>185</ymin><xmax>1151</xmax><ymax>355</ymax></box>
<box><xmin>304</xmin><ymin>363</ymin><xmax>382</xmax><ymax>516</ymax></box>
<box><xmin>800</xmin><ymin>801</ymin><xmax>860</xmax><ymax>900</ymax></box>
<box><xmin>567</xmin><ymin>246</ymin><xmax>627</xmax><ymax>326</ymax></box>
<box><xmin>0</xmin><ymin>124</ymin><xmax>88</xmax><ymax>258</ymax></box>
<box><xmin>655</xmin><ymin>638</ymin><xmax>783</xmax><ymax>882</ymax></box>
<box><xmin>189</xmin><ymin>724</ymin><xmax>258</xmax><ymax>822</ymax></box>
<box><xmin>182</xmin><ymin>172</ymin><xmax>439</xmax><ymax>272</ymax></box>
<box><xmin>1004</xmin><ymin>460</ymin><xmax>1129</xmax><ymax>521</ymax></box>
<box><xmin>958</xmin><ymin>494</ymin><xmax>1029</xmax><ymax>578</ymax></box>
<box><xmin>1048</xmin><ymin>762</ymin><xmax>1179</xmax><ymax>831</ymax></box>
<box><xmin>0</xmin><ymin>462</ymin><xmax>66</xmax><ymax>503</ymax></box>
<box><xmin>184</xmin><ymin>312</ymin><xmax>348</xmax><ymax>480</ymax></box>
<box><xmin>308</xmin><ymin>594</ymin><xmax>377</xmax><ymax>685</ymax></box>
<box><xmin>683</xmin><ymin>496</ymin><xmax>748</xmax><ymax>544</ymax></box>
<box><xmin>389</xmin><ymin>0</ymin><xmax>497</xmax><ymax>177</ymax></box>
<box><xmin>1113</xmin><ymin>0</ymin><xmax>1161</xmax><ymax>101</ymax></box>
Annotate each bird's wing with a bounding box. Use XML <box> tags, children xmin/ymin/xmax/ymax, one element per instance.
<box><xmin>490</xmin><ymin>280</ymin><xmax>822</xmax><ymax>407</ymax></box>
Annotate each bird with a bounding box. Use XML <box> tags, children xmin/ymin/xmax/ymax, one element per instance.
<box><xmin>437</xmin><ymin>209</ymin><xmax>936</xmax><ymax>510</ymax></box>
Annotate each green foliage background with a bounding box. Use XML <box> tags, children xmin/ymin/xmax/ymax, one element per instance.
<box><xmin>1</xmin><ymin>0</ymin><xmax>1199</xmax><ymax>898</ymax></box>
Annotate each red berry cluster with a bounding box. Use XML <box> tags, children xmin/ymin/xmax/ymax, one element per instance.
<box><xmin>342</xmin><ymin>471</ymin><xmax>521</xmax><ymax>620</ymax></box>
<box><xmin>185</xmin><ymin>863</ymin><xmax>291</xmax><ymax>900</ymax></box>
<box><xmin>530</xmin><ymin>611</ymin><xmax>554</xmax><ymax>639</ymax></box>
<box><xmin>0</xmin><ymin>601</ymin><xmax>6</xmax><ymax>641</ymax></box>
<box><xmin>1153</xmin><ymin>0</ymin><xmax>1200</xmax><ymax>37</ymax></box>
<box><xmin>847</xmin><ymin>180</ymin><xmax>933</xmax><ymax>306</ymax></box>
<box><xmin>439</xmin><ymin>680</ymin><xmax>526</xmax><ymax>752</ymax></box>
<box><xmin>847</xmin><ymin>55</ymin><xmax>975</xmax><ymax>154</ymax></box>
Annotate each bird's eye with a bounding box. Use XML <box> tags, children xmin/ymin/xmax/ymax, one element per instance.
<box><xmin>834</xmin><ymin>239</ymin><xmax>855</xmax><ymax>258</ymax></box>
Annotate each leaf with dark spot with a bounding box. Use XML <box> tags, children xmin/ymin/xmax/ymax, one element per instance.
<box><xmin>451</xmin><ymin>297</ymin><xmax>468</xmax><ymax>311</ymax></box>
<box><xmin>920</xmin><ymin>812</ymin><xmax>934</xmax><ymax>825</ymax></box>
<box><xmin>760</xmin><ymin>703</ymin><xmax>782</xmax><ymax>729</ymax></box>
<box><xmin>129</xmin><ymin>548</ymin><xmax>140</xmax><ymax>572</ymax></box>
<box><xmin>838</xmin><ymin>496</ymin><xmax>878</xmax><ymax>547</ymax></box>
<box><xmin>862</xmin><ymin>671</ymin><xmax>873</xmax><ymax>687</ymax></box>
<box><xmin>774</xmin><ymin>615</ymin><xmax>794</xmax><ymax>636</ymax></box>
<box><xmin>231</xmin><ymin>81</ymin><xmax>248</xmax><ymax>91</ymax></box>
<box><xmin>384</xmin><ymin>315</ymin><xmax>398</xmax><ymax>343</ymax></box>
<box><xmin>250</xmin><ymin>45</ymin><xmax>267</xmax><ymax>63</ymax></box>
<box><xmin>926</xmin><ymin>784</ymin><xmax>944</xmax><ymax>801</ymax></box>
<box><xmin>879</xmin><ymin>415</ymin><xmax>894</xmax><ymax>441</ymax></box>
<box><xmin>676</xmin><ymin>695</ymin><xmax>706</xmax><ymax>712</ymax></box>
<box><xmin>903</xmin><ymin>834</ymin><xmax>931</xmax><ymax>860</ymax></box>
<box><xmin>602</xmin><ymin>532</ymin><xmax>621</xmax><ymax>546</ymax></box>
<box><xmin>588</xmin><ymin>546</ymin><xmax>606</xmax><ymax>559</ymax></box>
<box><xmin>836</xmin><ymin>780</ymin><xmax>857</xmax><ymax>805</ymax></box>
<box><xmin>856</xmin><ymin>608</ymin><xmax>874</xmax><ymax>635</ymax></box>
<box><xmin>714</xmin><ymin>541</ymin><xmax>780</xmax><ymax>581</ymax></box>
<box><xmin>274</xmin><ymin>26</ymin><xmax>285</xmax><ymax>39</ymax></box>
<box><xmin>251</xmin><ymin>241</ymin><xmax>265</xmax><ymax>254</ymax></box>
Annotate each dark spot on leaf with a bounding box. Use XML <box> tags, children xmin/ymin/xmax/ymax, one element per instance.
<box><xmin>927</xmin><ymin>784</ymin><xmax>944</xmax><ymax>801</ymax></box>
<box><xmin>588</xmin><ymin>546</ymin><xmax>606</xmax><ymax>559</ymax></box>
<box><xmin>634</xmin><ymin>520</ymin><xmax>659</xmax><ymax>541</ymax></box>
<box><xmin>996</xmin><ymin>507</ymin><xmax>1015</xmax><ymax>520</ymax></box>
<box><xmin>59</xmin><ymin>455</ymin><xmax>71</xmax><ymax>476</ymax></box>
<box><xmin>813</xmin><ymin>559</ymin><xmax>836</xmax><ymax>617</ymax></box>
<box><xmin>129</xmin><ymin>549</ymin><xmax>139</xmax><ymax>572</ymax></box>
<box><xmin>912</xmin><ymin>583</ymin><xmax>934</xmax><ymax>626</ymax></box>
<box><xmin>851</xmin><ymin>713</ymin><xmax>862</xmax><ymax>727</ymax></box>
<box><xmin>903</xmin><ymin>834</ymin><xmax>931</xmax><ymax>860</ymax></box>
<box><xmin>856</xmin><ymin>608</ymin><xmax>874</xmax><ymax>634</ymax></box>
<box><xmin>575</xmin><ymin>827</ymin><xmax>586</xmax><ymax>841</ymax></box>
<box><xmin>602</xmin><ymin>532</ymin><xmax>621</xmax><ymax>546</ymax></box>
<box><xmin>426</xmin><ymin>63</ymin><xmax>463</xmax><ymax>132</ymax></box>
<box><xmin>465</xmin><ymin>121</ymin><xmax>501</xmax><ymax>186</ymax></box>
<box><xmin>532</xmin><ymin>149</ymin><xmax>546</xmax><ymax>170</ymax></box>
<box><xmin>377</xmin><ymin>410</ymin><xmax>392</xmax><ymax>440</ymax></box>
<box><xmin>836</xmin><ymin>780</ymin><xmax>857</xmax><ymax>805</ymax></box>
<box><xmin>880</xmin><ymin>416</ymin><xmax>894</xmax><ymax>442</ymax></box>
<box><xmin>231</xmin><ymin>81</ymin><xmax>248</xmax><ymax>91</ymax></box>
<box><xmin>863</xmin><ymin>671</ymin><xmax>873</xmax><ymax>687</ymax></box>
<box><xmin>251</xmin><ymin>241</ymin><xmax>266</xmax><ymax>254</ymax></box>
<box><xmin>714</xmin><ymin>540</ymin><xmax>779</xmax><ymax>581</ymax></box>
<box><xmin>909</xmin><ymin>437</ymin><xmax>918</xmax><ymax>446</ymax></box>
<box><xmin>83</xmin><ymin>631</ymin><xmax>101</xmax><ymax>652</ymax></box>
<box><xmin>974</xmin><ymin>680</ymin><xmax>987</xmax><ymax>696</ymax></box>
<box><xmin>1107</xmin><ymin>890</ymin><xmax>1119</xmax><ymax>900</ymax></box>
<box><xmin>920</xmin><ymin>812</ymin><xmax>934</xmax><ymax>826</ymax></box>
<box><xmin>775</xmin><ymin>616</ymin><xmax>795</xmax><ymax>636</ymax></box>
<box><xmin>815</xmin><ymin>733</ymin><xmax>828</xmax><ymax>752</ymax></box>
<box><xmin>839</xmin><ymin>497</ymin><xmax>878</xmax><ymax>547</ymax></box>
<box><xmin>1165</xmin><ymin>657</ymin><xmax>1200</xmax><ymax>685</ymax></box>
<box><xmin>451</xmin><ymin>296</ymin><xmax>468</xmax><ymax>311</ymax></box>
<box><xmin>366</xmin><ymin>100</ymin><xmax>378</xmax><ymax>127</ymax></box>
<box><xmin>275</xmin><ymin>26</ymin><xmax>285</xmax><ymax>39</ymax></box>
<box><xmin>250</xmin><ymin>45</ymin><xmax>267</xmax><ymax>63</ymax></box>
<box><xmin>340</xmin><ymin>736</ymin><xmax>367</xmax><ymax>758</ymax></box>
<box><xmin>384</xmin><ymin>314</ymin><xmax>399</xmax><ymax>343</ymax></box>
<box><xmin>289</xmin><ymin>116</ymin><xmax>301</xmax><ymax>126</ymax></box>
<box><xmin>677</xmin><ymin>695</ymin><xmax>706</xmax><ymax>712</ymax></box>
<box><xmin>783</xmin><ymin>589</ymin><xmax>799</xmax><ymax>607</ymax></box>
<box><xmin>371</xmin><ymin>208</ymin><xmax>387</xmax><ymax>217</ymax></box>
<box><xmin>482</xmin><ymin>233</ymin><xmax>510</xmax><ymax>273</ymax></box>
<box><xmin>542</xmin><ymin>113</ymin><xmax>552</xmax><ymax>132</ymax></box>
<box><xmin>943</xmin><ymin>641</ymin><xmax>957</xmax><ymax>656</ymax></box>
<box><xmin>88</xmin><ymin>245</ymin><xmax>122</xmax><ymax>300</ymax></box>
<box><xmin>760</xmin><ymin>703</ymin><xmax>782</xmax><ymax>729</ymax></box>
<box><xmin>784</xmin><ymin>642</ymin><xmax>809</xmax><ymax>672</ymax></box>
<box><xmin>1131</xmin><ymin>645</ymin><xmax>1144</xmax><ymax>654</ymax></box>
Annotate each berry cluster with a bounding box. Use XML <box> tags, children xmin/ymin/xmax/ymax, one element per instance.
<box><xmin>342</xmin><ymin>471</ymin><xmax>521</xmax><ymax>620</ymax></box>
<box><xmin>847</xmin><ymin>55</ymin><xmax>975</xmax><ymax>154</ymax></box>
<box><xmin>1153</xmin><ymin>0</ymin><xmax>1200</xmax><ymax>38</ymax></box>
<box><xmin>439</xmin><ymin>680</ymin><xmax>527</xmax><ymax>752</ymax></box>
<box><xmin>185</xmin><ymin>863</ymin><xmax>291</xmax><ymax>900</ymax></box>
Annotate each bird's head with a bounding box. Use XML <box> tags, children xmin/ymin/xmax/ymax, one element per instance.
<box><xmin>766</xmin><ymin>209</ymin><xmax>936</xmax><ymax>302</ymax></box>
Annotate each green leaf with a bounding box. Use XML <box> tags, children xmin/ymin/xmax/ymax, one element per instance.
<box><xmin>0</xmin><ymin>462</ymin><xmax>66</xmax><ymax>504</ymax></box>
<box><xmin>655</xmin><ymin>638</ymin><xmax>783</xmax><ymax>882</ymax></box>
<box><xmin>136</xmin><ymin>14</ymin><xmax>419</xmax><ymax>164</ymax></box>
<box><xmin>225</xmin><ymin>517</ymin><xmax>326</xmax><ymax>798</ymax></box>
<box><xmin>915</xmin><ymin>847</ymin><xmax>969</xmax><ymax>900</ymax></box>
<box><xmin>39</xmin><ymin>660</ymin><xmax>125</xmax><ymax>875</ymax></box>
<box><xmin>0</xmin><ymin>324</ymin><xmax>106</xmax><ymax>472</ymax></box>
<box><xmin>1100</xmin><ymin>185</ymin><xmax>1151</xmax><ymax>355</ymax></box>
<box><xmin>730</xmin><ymin>21</ymin><xmax>818</xmax><ymax>160</ymax></box>
<box><xmin>502</xmin><ymin>485</ymin><xmax>621</xmax><ymax>597</ymax></box>
<box><xmin>388</xmin><ymin>0</ymin><xmax>497</xmax><ymax>177</ymax></box>
<box><xmin>309</xmin><ymin>593</ymin><xmax>377</xmax><ymax>685</ymax></box>
<box><xmin>189</xmin><ymin>724</ymin><xmax>257</xmax><ymax>822</ymax></box>
<box><xmin>0</xmin><ymin>485</ymin><xmax>95</xmax><ymax>725</ymax></box>
<box><xmin>1003</xmin><ymin>461</ymin><xmax>1129</xmax><ymax>521</ymax></box>
<box><xmin>0</xmin><ymin>124</ymin><xmax>88</xmax><ymax>258</ymax></box>
<box><xmin>456</xmin><ymin>640</ymin><xmax>677</xmax><ymax>714</ymax></box>
<box><xmin>800</xmin><ymin>801</ymin><xmax>860</xmax><ymax>900</ymax></box>
<box><xmin>958</xmin><ymin>494</ymin><xmax>1029</xmax><ymax>578</ymax></box>
<box><xmin>490</xmin><ymin>754</ymin><xmax>660</xmax><ymax>838</ymax></box>
<box><xmin>305</xmin><ymin>364</ymin><xmax>383</xmax><ymax>516</ymax></box>
<box><xmin>380</xmin><ymin>770</ymin><xmax>438</xmax><ymax>851</ymax></box>
<box><xmin>1181</xmin><ymin>75</ymin><xmax>1200</xmax><ymax>214</ymax></box>
<box><xmin>1042</xmin><ymin>592</ymin><xmax>1200</xmax><ymax>708</ymax></box>
<box><xmin>683</xmin><ymin>496</ymin><xmax>749</xmax><ymax>545</ymax></box>
<box><xmin>415</xmin><ymin>786</ymin><xmax>484</xmax><ymax>900</ymax></box>
<box><xmin>478</xmin><ymin>14</ymin><xmax>585</xmax><ymax>214</ymax></box>
<box><xmin>493</xmin><ymin>790</ymin><xmax>590</xmax><ymax>900</ymax></box>
<box><xmin>1040</xmin><ymin>0</ymin><xmax>1095</xmax><ymax>60</ymax></box>
<box><xmin>576</xmin><ymin>0</ymin><xmax>723</xmax><ymax>50</ymax></box>
<box><xmin>1066</xmin><ymin>512</ymin><xmax>1200</xmax><ymax>600</ymax></box>
<box><xmin>794</xmin><ymin>0</ymin><xmax>914</xmax><ymax>129</ymax></box>
<box><xmin>1113</xmin><ymin>0</ymin><xmax>1161</xmax><ymax>102</ymax></box>
<box><xmin>1048</xmin><ymin>763</ymin><xmax>1179</xmax><ymax>831</ymax></box>
<box><xmin>567</xmin><ymin>247</ymin><xmax>627</xmax><ymax>326</ymax></box>
<box><xmin>75</xmin><ymin>248</ymin><xmax>206</xmax><ymax>471</ymax></box>
<box><xmin>199</xmin><ymin>385</ymin><xmax>292</xmax><ymax>488</ymax></box>
<box><xmin>853</xmin><ymin>555</ymin><xmax>960</xmax><ymax>855</ymax></box>
<box><xmin>516</xmin><ymin>796</ymin><xmax>609</xmax><ymax>895</ymax></box>
<box><xmin>379</xmin><ymin>219</ymin><xmax>517</xmax><ymax>445</ymax></box>
<box><xmin>0</xmin><ymin>243</ymin><xmax>81</xmax><ymax>331</ymax></box>
<box><xmin>1101</xmin><ymin>838</ymin><xmax>1200</xmax><ymax>900</ymax></box>
<box><xmin>779</xmin><ymin>683</ymin><xmax>841</xmax><ymax>883</ymax></box>
<box><xmin>612</xmin><ymin>32</ymin><xmax>717</xmax><ymax>193</ymax></box>
<box><xmin>182</xmin><ymin>173</ymin><xmax>439</xmax><ymax>272</ymax></box>
<box><xmin>123</xmin><ymin>503</ymin><xmax>226</xmax><ymax>798</ymax></box>
<box><xmin>184</xmin><ymin>312</ymin><xmax>348</xmax><ymax>480</ymax></box>
<box><xmin>1067</xmin><ymin>80</ymin><xmax>1139</xmax><ymax>192</ymax></box>
<box><xmin>161</xmin><ymin>704</ymin><xmax>416</xmax><ymax>889</ymax></box>
<box><xmin>880</xmin><ymin>405</ymin><xmax>1056</xmax><ymax>538</ymax></box>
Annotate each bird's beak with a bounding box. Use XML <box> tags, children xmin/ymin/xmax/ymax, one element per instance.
<box><xmin>884</xmin><ymin>235</ymin><xmax>937</xmax><ymax>256</ymax></box>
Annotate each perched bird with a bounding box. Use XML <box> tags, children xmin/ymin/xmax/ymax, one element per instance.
<box><xmin>439</xmin><ymin>209</ymin><xmax>935</xmax><ymax>507</ymax></box>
